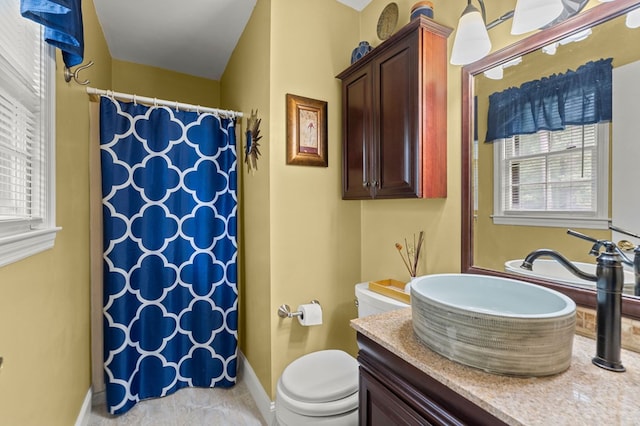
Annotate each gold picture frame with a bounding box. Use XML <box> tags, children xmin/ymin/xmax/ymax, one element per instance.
<box><xmin>286</xmin><ymin>94</ymin><xmax>328</xmax><ymax>167</ymax></box>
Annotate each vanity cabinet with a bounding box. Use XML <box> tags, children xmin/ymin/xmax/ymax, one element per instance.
<box><xmin>357</xmin><ymin>333</ymin><xmax>508</xmax><ymax>426</ymax></box>
<box><xmin>337</xmin><ymin>17</ymin><xmax>451</xmax><ymax>199</ymax></box>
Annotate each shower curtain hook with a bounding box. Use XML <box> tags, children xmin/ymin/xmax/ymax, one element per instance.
<box><xmin>133</xmin><ymin>94</ymin><xmax>137</xmax><ymax>105</ymax></box>
<box><xmin>154</xmin><ymin>98</ymin><xmax>158</xmax><ymax>107</ymax></box>
<box><xmin>196</xmin><ymin>105</ymin><xmax>201</xmax><ymax>115</ymax></box>
<box><xmin>175</xmin><ymin>100</ymin><xmax>179</xmax><ymax>112</ymax></box>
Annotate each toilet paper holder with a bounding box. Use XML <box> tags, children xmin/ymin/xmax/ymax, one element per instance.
<box><xmin>278</xmin><ymin>300</ymin><xmax>321</xmax><ymax>319</ymax></box>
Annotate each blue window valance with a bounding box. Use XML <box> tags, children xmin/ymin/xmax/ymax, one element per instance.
<box><xmin>20</xmin><ymin>0</ymin><xmax>84</xmax><ymax>68</ymax></box>
<box><xmin>485</xmin><ymin>58</ymin><xmax>613</xmax><ymax>142</ymax></box>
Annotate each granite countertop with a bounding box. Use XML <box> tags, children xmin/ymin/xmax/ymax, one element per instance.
<box><xmin>351</xmin><ymin>308</ymin><xmax>640</xmax><ymax>426</ymax></box>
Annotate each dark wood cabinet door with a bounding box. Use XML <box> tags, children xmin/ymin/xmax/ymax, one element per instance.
<box><xmin>359</xmin><ymin>368</ymin><xmax>432</xmax><ymax>426</ymax></box>
<box><xmin>373</xmin><ymin>33</ymin><xmax>419</xmax><ymax>199</ymax></box>
<box><xmin>342</xmin><ymin>65</ymin><xmax>373</xmax><ymax>199</ymax></box>
<box><xmin>338</xmin><ymin>17</ymin><xmax>451</xmax><ymax>200</ymax></box>
<box><xmin>357</xmin><ymin>333</ymin><xmax>509</xmax><ymax>426</ymax></box>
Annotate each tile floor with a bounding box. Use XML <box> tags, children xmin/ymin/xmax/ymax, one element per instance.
<box><xmin>89</xmin><ymin>379</ymin><xmax>267</xmax><ymax>426</ymax></box>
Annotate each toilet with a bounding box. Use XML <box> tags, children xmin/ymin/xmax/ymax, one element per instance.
<box><xmin>274</xmin><ymin>282</ymin><xmax>409</xmax><ymax>425</ymax></box>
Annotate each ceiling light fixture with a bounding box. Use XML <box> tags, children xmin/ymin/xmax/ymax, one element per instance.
<box><xmin>511</xmin><ymin>0</ymin><xmax>565</xmax><ymax>35</ymax></box>
<box><xmin>450</xmin><ymin>0</ymin><xmax>588</xmax><ymax>66</ymax></box>
<box><xmin>626</xmin><ymin>7</ymin><xmax>640</xmax><ymax>28</ymax></box>
<box><xmin>542</xmin><ymin>28</ymin><xmax>592</xmax><ymax>55</ymax></box>
<box><xmin>483</xmin><ymin>56</ymin><xmax>523</xmax><ymax>80</ymax></box>
<box><xmin>450</xmin><ymin>1</ymin><xmax>492</xmax><ymax>66</ymax></box>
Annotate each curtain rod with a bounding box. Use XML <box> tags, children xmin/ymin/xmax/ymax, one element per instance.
<box><xmin>86</xmin><ymin>87</ymin><xmax>243</xmax><ymax>118</ymax></box>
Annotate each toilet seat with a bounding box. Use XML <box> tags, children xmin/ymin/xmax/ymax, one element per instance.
<box><xmin>277</xmin><ymin>350</ymin><xmax>359</xmax><ymax>417</ymax></box>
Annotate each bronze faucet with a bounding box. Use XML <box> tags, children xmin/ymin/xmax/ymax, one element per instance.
<box><xmin>521</xmin><ymin>229</ymin><xmax>625</xmax><ymax>372</ymax></box>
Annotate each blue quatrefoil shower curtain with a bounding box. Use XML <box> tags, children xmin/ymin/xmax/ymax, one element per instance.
<box><xmin>99</xmin><ymin>96</ymin><xmax>238</xmax><ymax>415</ymax></box>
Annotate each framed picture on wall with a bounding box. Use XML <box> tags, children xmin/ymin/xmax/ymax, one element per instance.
<box><xmin>286</xmin><ymin>93</ymin><xmax>328</xmax><ymax>167</ymax></box>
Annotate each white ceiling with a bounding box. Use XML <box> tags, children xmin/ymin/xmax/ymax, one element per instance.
<box><xmin>336</xmin><ymin>0</ymin><xmax>373</xmax><ymax>12</ymax></box>
<box><xmin>93</xmin><ymin>0</ymin><xmax>372</xmax><ymax>80</ymax></box>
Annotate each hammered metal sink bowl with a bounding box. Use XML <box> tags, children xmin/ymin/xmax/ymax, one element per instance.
<box><xmin>411</xmin><ymin>274</ymin><xmax>576</xmax><ymax>377</ymax></box>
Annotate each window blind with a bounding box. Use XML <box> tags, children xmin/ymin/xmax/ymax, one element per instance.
<box><xmin>486</xmin><ymin>59</ymin><xmax>613</xmax><ymax>142</ymax></box>
<box><xmin>501</xmin><ymin>124</ymin><xmax>598</xmax><ymax>213</ymax></box>
<box><xmin>0</xmin><ymin>1</ymin><xmax>45</xmax><ymax>225</ymax></box>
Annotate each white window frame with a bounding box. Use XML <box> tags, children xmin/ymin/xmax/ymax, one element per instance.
<box><xmin>0</xmin><ymin>17</ymin><xmax>60</xmax><ymax>267</ymax></box>
<box><xmin>492</xmin><ymin>123</ymin><xmax>609</xmax><ymax>229</ymax></box>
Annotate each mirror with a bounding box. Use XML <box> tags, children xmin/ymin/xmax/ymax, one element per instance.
<box><xmin>461</xmin><ymin>0</ymin><xmax>640</xmax><ymax>319</ymax></box>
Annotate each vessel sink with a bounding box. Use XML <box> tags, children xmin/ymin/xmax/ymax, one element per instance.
<box><xmin>411</xmin><ymin>274</ymin><xmax>576</xmax><ymax>377</ymax></box>
<box><xmin>505</xmin><ymin>259</ymin><xmax>636</xmax><ymax>294</ymax></box>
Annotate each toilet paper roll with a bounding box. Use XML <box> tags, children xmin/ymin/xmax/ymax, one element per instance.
<box><xmin>297</xmin><ymin>303</ymin><xmax>323</xmax><ymax>326</ymax></box>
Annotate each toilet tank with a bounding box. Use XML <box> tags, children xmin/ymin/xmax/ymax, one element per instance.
<box><xmin>355</xmin><ymin>282</ymin><xmax>409</xmax><ymax>317</ymax></box>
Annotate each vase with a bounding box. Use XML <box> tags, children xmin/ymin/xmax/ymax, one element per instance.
<box><xmin>410</xmin><ymin>1</ymin><xmax>434</xmax><ymax>21</ymax></box>
<box><xmin>351</xmin><ymin>41</ymin><xmax>372</xmax><ymax>64</ymax></box>
<box><xmin>405</xmin><ymin>276</ymin><xmax>419</xmax><ymax>294</ymax></box>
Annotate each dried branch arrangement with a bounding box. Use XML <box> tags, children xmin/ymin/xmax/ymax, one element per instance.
<box><xmin>395</xmin><ymin>231</ymin><xmax>425</xmax><ymax>278</ymax></box>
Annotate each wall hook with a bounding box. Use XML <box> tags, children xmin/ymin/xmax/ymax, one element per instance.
<box><xmin>64</xmin><ymin>60</ymin><xmax>94</xmax><ymax>85</ymax></box>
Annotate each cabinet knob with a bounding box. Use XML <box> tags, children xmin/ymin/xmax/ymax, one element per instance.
<box><xmin>363</xmin><ymin>181</ymin><xmax>370</xmax><ymax>188</ymax></box>
<box><xmin>373</xmin><ymin>180</ymin><xmax>379</xmax><ymax>187</ymax></box>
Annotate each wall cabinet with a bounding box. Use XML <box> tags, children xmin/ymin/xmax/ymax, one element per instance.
<box><xmin>357</xmin><ymin>333</ymin><xmax>508</xmax><ymax>426</ymax></box>
<box><xmin>337</xmin><ymin>17</ymin><xmax>452</xmax><ymax>199</ymax></box>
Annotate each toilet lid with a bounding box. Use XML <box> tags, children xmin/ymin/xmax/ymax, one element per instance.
<box><xmin>279</xmin><ymin>350</ymin><xmax>358</xmax><ymax>403</ymax></box>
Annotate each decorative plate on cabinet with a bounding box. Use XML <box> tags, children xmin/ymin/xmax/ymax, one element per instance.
<box><xmin>377</xmin><ymin>2</ymin><xmax>398</xmax><ymax>40</ymax></box>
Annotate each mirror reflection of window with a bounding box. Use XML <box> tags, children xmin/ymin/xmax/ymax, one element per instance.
<box><xmin>493</xmin><ymin>123</ymin><xmax>609</xmax><ymax>227</ymax></box>
<box><xmin>484</xmin><ymin>58</ymin><xmax>612</xmax><ymax>229</ymax></box>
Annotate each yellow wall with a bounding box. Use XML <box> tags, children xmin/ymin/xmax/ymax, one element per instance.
<box><xmin>268</xmin><ymin>0</ymin><xmax>362</xmax><ymax>398</ymax></box>
<box><xmin>358</xmin><ymin>0</ymin><xmax>463</xmax><ymax>283</ymax></box>
<box><xmin>0</xmin><ymin>0</ymin><xmax>110</xmax><ymax>424</ymax></box>
<box><xmin>222</xmin><ymin>0</ymin><xmax>363</xmax><ymax>399</ymax></box>
<box><xmin>111</xmin><ymin>59</ymin><xmax>220</xmax><ymax>105</ymax></box>
<box><xmin>220</xmin><ymin>0</ymin><xmax>274</xmax><ymax>399</ymax></box>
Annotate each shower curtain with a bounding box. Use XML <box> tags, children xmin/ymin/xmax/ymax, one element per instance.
<box><xmin>99</xmin><ymin>96</ymin><xmax>238</xmax><ymax>415</ymax></box>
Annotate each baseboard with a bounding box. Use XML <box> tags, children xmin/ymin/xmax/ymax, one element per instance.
<box><xmin>74</xmin><ymin>388</ymin><xmax>92</xmax><ymax>426</ymax></box>
<box><xmin>92</xmin><ymin>389</ymin><xmax>106</xmax><ymax>407</ymax></box>
<box><xmin>238</xmin><ymin>351</ymin><xmax>276</xmax><ymax>425</ymax></box>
